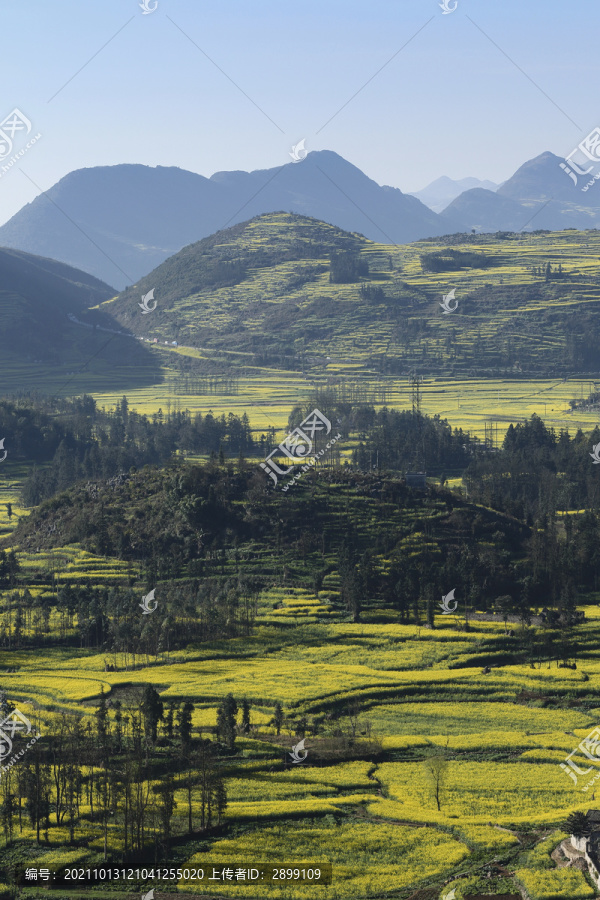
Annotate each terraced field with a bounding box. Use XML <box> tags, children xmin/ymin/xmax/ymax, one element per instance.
<box><xmin>104</xmin><ymin>216</ymin><xmax>600</xmax><ymax>381</ymax></box>
<box><xmin>3</xmin><ymin>571</ymin><xmax>600</xmax><ymax>898</ymax></box>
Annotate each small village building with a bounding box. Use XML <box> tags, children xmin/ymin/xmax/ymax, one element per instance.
<box><xmin>570</xmin><ymin>810</ymin><xmax>600</xmax><ymax>888</ymax></box>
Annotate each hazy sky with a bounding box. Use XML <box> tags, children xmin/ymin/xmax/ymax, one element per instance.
<box><xmin>1</xmin><ymin>0</ymin><xmax>599</xmax><ymax>225</ymax></box>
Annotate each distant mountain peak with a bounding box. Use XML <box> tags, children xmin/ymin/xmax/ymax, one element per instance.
<box><xmin>410</xmin><ymin>175</ymin><xmax>499</xmax><ymax>212</ymax></box>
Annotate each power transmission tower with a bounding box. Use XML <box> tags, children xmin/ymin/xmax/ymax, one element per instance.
<box><xmin>410</xmin><ymin>373</ymin><xmax>424</xmax><ymax>470</ymax></box>
<box><xmin>410</xmin><ymin>373</ymin><xmax>423</xmax><ymax>417</ymax></box>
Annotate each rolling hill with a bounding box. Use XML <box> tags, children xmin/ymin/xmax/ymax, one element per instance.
<box><xmin>102</xmin><ymin>211</ymin><xmax>600</xmax><ymax>379</ymax></box>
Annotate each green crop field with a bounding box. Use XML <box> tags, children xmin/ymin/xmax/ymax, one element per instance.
<box><xmin>90</xmin><ymin>371</ymin><xmax>600</xmax><ymax>445</ymax></box>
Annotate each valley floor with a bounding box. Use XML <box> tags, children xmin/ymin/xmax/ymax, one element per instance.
<box><xmin>2</xmin><ymin>580</ymin><xmax>600</xmax><ymax>898</ymax></box>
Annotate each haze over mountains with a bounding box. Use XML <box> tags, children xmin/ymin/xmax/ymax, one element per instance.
<box><xmin>0</xmin><ymin>152</ymin><xmax>454</xmax><ymax>289</ymax></box>
<box><xmin>409</xmin><ymin>176</ymin><xmax>499</xmax><ymax>213</ymax></box>
<box><xmin>0</xmin><ymin>247</ymin><xmax>113</xmax><ymax>361</ymax></box>
<box><xmin>0</xmin><ymin>246</ymin><xmax>157</xmax><ymax>393</ymax></box>
<box><xmin>442</xmin><ymin>151</ymin><xmax>600</xmax><ymax>233</ymax></box>
<box><xmin>0</xmin><ymin>150</ymin><xmax>599</xmax><ymax>289</ymax></box>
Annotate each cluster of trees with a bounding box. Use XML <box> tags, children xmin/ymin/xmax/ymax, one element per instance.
<box><xmin>329</xmin><ymin>508</ymin><xmax>526</xmax><ymax>628</ymax></box>
<box><xmin>335</xmin><ymin>409</ymin><xmax>600</xmax><ymax>625</ymax></box>
<box><xmin>215</xmin><ymin>694</ymin><xmax>252</xmax><ymax>750</ymax></box>
<box><xmin>203</xmin><ymin>258</ymin><xmax>247</xmax><ymax>287</ymax></box>
<box><xmin>13</xmin><ymin>463</ymin><xmax>267</xmax><ymax>574</ymax></box>
<box><xmin>171</xmin><ymin>375</ymin><xmax>240</xmax><ymax>396</ymax></box>
<box><xmin>349</xmin><ymin>406</ymin><xmax>475</xmax><ymax>473</ymax></box>
<box><xmin>465</xmin><ymin>414</ymin><xmax>600</xmax><ymax>521</ymax></box>
<box><xmin>0</xmin><ymin>687</ymin><xmax>229</xmax><ymax>857</ymax></box>
<box><xmin>329</xmin><ymin>251</ymin><xmax>369</xmax><ymax>283</ymax></box>
<box><xmin>0</xmin><ymin>551</ymin><xmax>19</xmax><ymax>589</ymax></box>
<box><xmin>530</xmin><ymin>262</ymin><xmax>564</xmax><ymax>279</ymax></box>
<box><xmin>359</xmin><ymin>283</ymin><xmax>386</xmax><ymax>303</ymax></box>
<box><xmin>419</xmin><ymin>249</ymin><xmax>495</xmax><ymax>273</ymax></box>
<box><xmin>5</xmin><ymin>395</ymin><xmax>256</xmax><ymax>506</ymax></box>
<box><xmin>0</xmin><ymin>577</ymin><xmax>258</xmax><ymax>657</ymax></box>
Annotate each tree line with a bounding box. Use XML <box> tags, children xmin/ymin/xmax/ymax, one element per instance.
<box><xmin>0</xmin><ymin>576</ymin><xmax>258</xmax><ymax>657</ymax></box>
<box><xmin>0</xmin><ymin>687</ymin><xmax>237</xmax><ymax>859</ymax></box>
<box><xmin>0</xmin><ymin>396</ymin><xmax>256</xmax><ymax>507</ymax></box>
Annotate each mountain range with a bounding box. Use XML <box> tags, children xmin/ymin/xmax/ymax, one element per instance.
<box><xmin>2</xmin><ymin>149</ymin><xmax>599</xmax><ymax>289</ymax></box>
<box><xmin>409</xmin><ymin>176</ymin><xmax>499</xmax><ymax>212</ymax></box>
<box><xmin>0</xmin><ymin>152</ymin><xmax>455</xmax><ymax>289</ymax></box>
<box><xmin>442</xmin><ymin>151</ymin><xmax>600</xmax><ymax>233</ymax></box>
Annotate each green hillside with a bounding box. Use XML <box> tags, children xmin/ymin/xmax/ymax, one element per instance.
<box><xmin>105</xmin><ymin>213</ymin><xmax>600</xmax><ymax>378</ymax></box>
<box><xmin>0</xmin><ymin>246</ymin><xmax>161</xmax><ymax>394</ymax></box>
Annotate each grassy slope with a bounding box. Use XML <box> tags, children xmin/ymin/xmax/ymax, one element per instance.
<box><xmin>102</xmin><ymin>214</ymin><xmax>600</xmax><ymax>380</ymax></box>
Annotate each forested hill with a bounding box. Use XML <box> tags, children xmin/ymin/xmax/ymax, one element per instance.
<box><xmin>4</xmin><ymin>449</ymin><xmax>598</xmax><ymax>635</ymax></box>
<box><xmin>2</xmin><ymin>458</ymin><xmax>531</xmax><ymax>626</ymax></box>
<box><xmin>103</xmin><ymin>213</ymin><xmax>600</xmax><ymax>377</ymax></box>
<box><xmin>3</xmin><ymin>394</ymin><xmax>600</xmax><ymax>636</ymax></box>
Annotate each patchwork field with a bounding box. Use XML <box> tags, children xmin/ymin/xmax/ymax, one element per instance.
<box><xmin>2</xmin><ymin>573</ymin><xmax>600</xmax><ymax>897</ymax></box>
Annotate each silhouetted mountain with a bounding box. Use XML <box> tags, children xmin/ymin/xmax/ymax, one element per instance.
<box><xmin>0</xmin><ymin>245</ymin><xmax>113</xmax><ymax>306</ymax></box>
<box><xmin>441</xmin><ymin>188</ymin><xmax>530</xmax><ymax>232</ymax></box>
<box><xmin>410</xmin><ymin>175</ymin><xmax>498</xmax><ymax>212</ymax></box>
<box><xmin>442</xmin><ymin>151</ymin><xmax>600</xmax><ymax>232</ymax></box>
<box><xmin>497</xmin><ymin>151</ymin><xmax>597</xmax><ymax>203</ymax></box>
<box><xmin>0</xmin><ymin>152</ymin><xmax>464</xmax><ymax>288</ymax></box>
<box><xmin>0</xmin><ymin>245</ymin><xmax>156</xmax><ymax>390</ymax></box>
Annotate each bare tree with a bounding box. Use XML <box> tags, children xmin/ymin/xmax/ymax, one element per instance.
<box><xmin>422</xmin><ymin>752</ymin><xmax>448</xmax><ymax>812</ymax></box>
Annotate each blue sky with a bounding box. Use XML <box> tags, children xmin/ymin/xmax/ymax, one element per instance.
<box><xmin>1</xmin><ymin>0</ymin><xmax>599</xmax><ymax>225</ymax></box>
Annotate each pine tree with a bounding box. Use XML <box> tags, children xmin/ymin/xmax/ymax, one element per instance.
<box><xmin>158</xmin><ymin>775</ymin><xmax>176</xmax><ymax>842</ymax></box>
<box><xmin>216</xmin><ymin>694</ymin><xmax>237</xmax><ymax>751</ymax></box>
<box><xmin>215</xmin><ymin>776</ymin><xmax>228</xmax><ymax>824</ymax></box>
<box><xmin>241</xmin><ymin>697</ymin><xmax>251</xmax><ymax>735</ymax></box>
<box><xmin>95</xmin><ymin>688</ymin><xmax>109</xmax><ymax>751</ymax></box>
<box><xmin>426</xmin><ymin>595</ymin><xmax>435</xmax><ymax>629</ymax></box>
<box><xmin>177</xmin><ymin>701</ymin><xmax>194</xmax><ymax>749</ymax></box>
<box><xmin>164</xmin><ymin>702</ymin><xmax>176</xmax><ymax>740</ymax></box>
<box><xmin>141</xmin><ymin>685</ymin><xmax>164</xmax><ymax>743</ymax></box>
<box><xmin>273</xmin><ymin>701</ymin><xmax>284</xmax><ymax>736</ymax></box>
<box><xmin>113</xmin><ymin>701</ymin><xmax>123</xmax><ymax>752</ymax></box>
